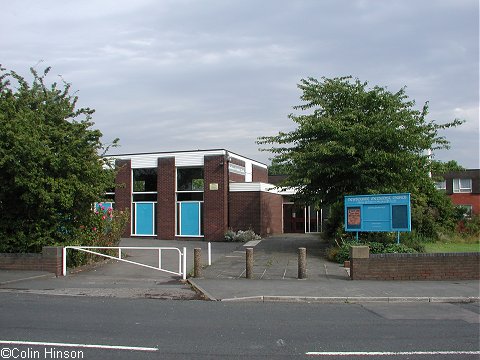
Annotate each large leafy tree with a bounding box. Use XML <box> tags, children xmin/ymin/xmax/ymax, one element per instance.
<box><xmin>0</xmin><ymin>65</ymin><xmax>118</xmax><ymax>252</ymax></box>
<box><xmin>258</xmin><ymin>76</ymin><xmax>463</xmax><ymax>237</ymax></box>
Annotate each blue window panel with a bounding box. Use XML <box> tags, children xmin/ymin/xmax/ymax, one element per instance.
<box><xmin>136</xmin><ymin>203</ymin><xmax>155</xmax><ymax>235</ymax></box>
<box><xmin>180</xmin><ymin>202</ymin><xmax>200</xmax><ymax>236</ymax></box>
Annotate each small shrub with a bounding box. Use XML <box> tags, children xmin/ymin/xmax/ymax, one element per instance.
<box><xmin>224</xmin><ymin>229</ymin><xmax>261</xmax><ymax>242</ymax></box>
<box><xmin>401</xmin><ymin>232</ymin><xmax>427</xmax><ymax>252</ymax></box>
<box><xmin>330</xmin><ymin>238</ymin><xmax>418</xmax><ymax>263</ymax></box>
<box><xmin>383</xmin><ymin>243</ymin><xmax>417</xmax><ymax>254</ymax></box>
<box><xmin>458</xmin><ymin>215</ymin><xmax>480</xmax><ymax>237</ymax></box>
<box><xmin>367</xmin><ymin>242</ymin><xmax>385</xmax><ymax>254</ymax></box>
<box><xmin>334</xmin><ymin>240</ymin><xmax>357</xmax><ymax>263</ymax></box>
<box><xmin>224</xmin><ymin>229</ymin><xmax>236</xmax><ymax>242</ymax></box>
<box><xmin>325</xmin><ymin>246</ymin><xmax>339</xmax><ymax>262</ymax></box>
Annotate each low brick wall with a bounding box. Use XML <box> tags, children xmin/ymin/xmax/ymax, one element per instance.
<box><xmin>350</xmin><ymin>246</ymin><xmax>480</xmax><ymax>280</ymax></box>
<box><xmin>0</xmin><ymin>247</ymin><xmax>63</xmax><ymax>276</ymax></box>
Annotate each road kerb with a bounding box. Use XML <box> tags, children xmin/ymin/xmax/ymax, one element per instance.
<box><xmin>213</xmin><ymin>295</ymin><xmax>480</xmax><ymax>304</ymax></box>
<box><xmin>387</xmin><ymin>297</ymin><xmax>431</xmax><ymax>303</ymax></box>
<box><xmin>221</xmin><ymin>296</ymin><xmax>264</xmax><ymax>302</ymax></box>
<box><xmin>187</xmin><ymin>279</ymin><xmax>218</xmax><ymax>301</ymax></box>
<box><xmin>429</xmin><ymin>296</ymin><xmax>479</xmax><ymax>303</ymax></box>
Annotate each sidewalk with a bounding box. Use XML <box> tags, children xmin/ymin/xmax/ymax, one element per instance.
<box><xmin>1</xmin><ymin>235</ymin><xmax>479</xmax><ymax>303</ymax></box>
<box><xmin>0</xmin><ymin>239</ymin><xmax>238</xmax><ymax>300</ymax></box>
<box><xmin>189</xmin><ymin>234</ymin><xmax>480</xmax><ymax>303</ymax></box>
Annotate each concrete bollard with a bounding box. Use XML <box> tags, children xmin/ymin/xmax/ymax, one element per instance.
<box><xmin>246</xmin><ymin>248</ymin><xmax>254</xmax><ymax>279</ymax></box>
<box><xmin>194</xmin><ymin>248</ymin><xmax>202</xmax><ymax>278</ymax></box>
<box><xmin>298</xmin><ymin>247</ymin><xmax>307</xmax><ymax>279</ymax></box>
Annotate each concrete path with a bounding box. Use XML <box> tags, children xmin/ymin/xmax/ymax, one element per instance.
<box><xmin>201</xmin><ymin>233</ymin><xmax>348</xmax><ymax>280</ymax></box>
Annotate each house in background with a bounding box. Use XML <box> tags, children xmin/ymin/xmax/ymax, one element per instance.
<box><xmin>435</xmin><ymin>169</ymin><xmax>480</xmax><ymax>217</ymax></box>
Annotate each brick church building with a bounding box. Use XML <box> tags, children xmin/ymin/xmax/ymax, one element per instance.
<box><xmin>107</xmin><ymin>149</ymin><xmax>305</xmax><ymax>242</ymax></box>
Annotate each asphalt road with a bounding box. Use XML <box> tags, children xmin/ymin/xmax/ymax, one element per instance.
<box><xmin>0</xmin><ymin>293</ymin><xmax>478</xmax><ymax>360</ymax></box>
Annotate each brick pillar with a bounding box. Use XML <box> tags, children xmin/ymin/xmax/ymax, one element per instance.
<box><xmin>42</xmin><ymin>246</ymin><xmax>63</xmax><ymax>276</ymax></box>
<box><xmin>349</xmin><ymin>245</ymin><xmax>369</xmax><ymax>280</ymax></box>
<box><xmin>204</xmin><ymin>155</ymin><xmax>228</xmax><ymax>241</ymax></box>
<box><xmin>115</xmin><ymin>159</ymin><xmax>132</xmax><ymax>237</ymax></box>
<box><xmin>157</xmin><ymin>157</ymin><xmax>176</xmax><ymax>239</ymax></box>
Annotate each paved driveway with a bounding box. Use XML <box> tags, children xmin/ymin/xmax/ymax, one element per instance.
<box><xmin>202</xmin><ymin>233</ymin><xmax>349</xmax><ymax>280</ymax></box>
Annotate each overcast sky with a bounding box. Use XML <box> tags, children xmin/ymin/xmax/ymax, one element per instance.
<box><xmin>2</xmin><ymin>0</ymin><xmax>479</xmax><ymax>168</ymax></box>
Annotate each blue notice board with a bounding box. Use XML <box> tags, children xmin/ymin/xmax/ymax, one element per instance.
<box><xmin>344</xmin><ymin>193</ymin><xmax>411</xmax><ymax>233</ymax></box>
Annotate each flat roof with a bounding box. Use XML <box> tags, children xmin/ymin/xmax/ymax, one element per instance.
<box><xmin>106</xmin><ymin>148</ymin><xmax>268</xmax><ymax>168</ymax></box>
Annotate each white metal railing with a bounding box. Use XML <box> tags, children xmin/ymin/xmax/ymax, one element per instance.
<box><xmin>62</xmin><ymin>246</ymin><xmax>187</xmax><ymax>280</ymax></box>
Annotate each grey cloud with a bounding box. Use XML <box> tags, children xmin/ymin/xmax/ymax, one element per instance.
<box><xmin>2</xmin><ymin>0</ymin><xmax>478</xmax><ymax>167</ymax></box>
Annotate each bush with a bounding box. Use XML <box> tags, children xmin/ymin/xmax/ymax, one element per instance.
<box><xmin>66</xmin><ymin>205</ymin><xmax>129</xmax><ymax>267</ymax></box>
<box><xmin>383</xmin><ymin>243</ymin><xmax>418</xmax><ymax>254</ymax></box>
<box><xmin>400</xmin><ymin>231</ymin><xmax>428</xmax><ymax>252</ymax></box>
<box><xmin>0</xmin><ymin>65</ymin><xmax>119</xmax><ymax>253</ymax></box>
<box><xmin>329</xmin><ymin>238</ymin><xmax>418</xmax><ymax>263</ymax></box>
<box><xmin>325</xmin><ymin>246</ymin><xmax>339</xmax><ymax>262</ymax></box>
<box><xmin>457</xmin><ymin>215</ymin><xmax>480</xmax><ymax>237</ymax></box>
<box><xmin>224</xmin><ymin>229</ymin><xmax>261</xmax><ymax>242</ymax></box>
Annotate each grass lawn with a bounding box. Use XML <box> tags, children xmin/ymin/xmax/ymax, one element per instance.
<box><xmin>425</xmin><ymin>242</ymin><xmax>480</xmax><ymax>253</ymax></box>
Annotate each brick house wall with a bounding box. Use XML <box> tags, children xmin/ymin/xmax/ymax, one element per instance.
<box><xmin>350</xmin><ymin>246</ymin><xmax>480</xmax><ymax>280</ymax></box>
<box><xmin>157</xmin><ymin>157</ymin><xmax>176</xmax><ymax>239</ymax></box>
<box><xmin>440</xmin><ymin>169</ymin><xmax>480</xmax><ymax>215</ymax></box>
<box><xmin>450</xmin><ymin>193</ymin><xmax>480</xmax><ymax>215</ymax></box>
<box><xmin>115</xmin><ymin>159</ymin><xmax>132</xmax><ymax>237</ymax></box>
<box><xmin>229</xmin><ymin>191</ymin><xmax>283</xmax><ymax>237</ymax></box>
<box><xmin>204</xmin><ymin>155</ymin><xmax>229</xmax><ymax>241</ymax></box>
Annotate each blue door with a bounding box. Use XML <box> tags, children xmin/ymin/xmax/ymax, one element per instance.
<box><xmin>135</xmin><ymin>203</ymin><xmax>155</xmax><ymax>235</ymax></box>
<box><xmin>180</xmin><ymin>202</ymin><xmax>200</xmax><ymax>236</ymax></box>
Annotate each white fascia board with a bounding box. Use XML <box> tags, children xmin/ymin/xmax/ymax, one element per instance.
<box><xmin>227</xmin><ymin>152</ymin><xmax>268</xmax><ymax>169</ymax></box>
<box><xmin>229</xmin><ymin>182</ymin><xmax>298</xmax><ymax>195</ymax></box>
<box><xmin>107</xmin><ymin>150</ymin><xmax>227</xmax><ymax>168</ymax></box>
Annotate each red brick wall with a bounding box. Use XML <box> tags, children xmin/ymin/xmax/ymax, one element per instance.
<box><xmin>0</xmin><ymin>246</ymin><xmax>63</xmax><ymax>276</ymax></box>
<box><xmin>157</xmin><ymin>157</ymin><xmax>176</xmax><ymax>240</ymax></box>
<box><xmin>229</xmin><ymin>173</ymin><xmax>245</xmax><ymax>182</ymax></box>
<box><xmin>229</xmin><ymin>192</ymin><xmax>261</xmax><ymax>234</ymax></box>
<box><xmin>115</xmin><ymin>159</ymin><xmax>132</xmax><ymax>237</ymax></box>
<box><xmin>204</xmin><ymin>155</ymin><xmax>228</xmax><ymax>241</ymax></box>
<box><xmin>252</xmin><ymin>164</ymin><xmax>268</xmax><ymax>183</ymax></box>
<box><xmin>450</xmin><ymin>193</ymin><xmax>480</xmax><ymax>215</ymax></box>
<box><xmin>229</xmin><ymin>191</ymin><xmax>283</xmax><ymax>237</ymax></box>
<box><xmin>351</xmin><ymin>252</ymin><xmax>480</xmax><ymax>280</ymax></box>
<box><xmin>260</xmin><ymin>192</ymin><xmax>283</xmax><ymax>236</ymax></box>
